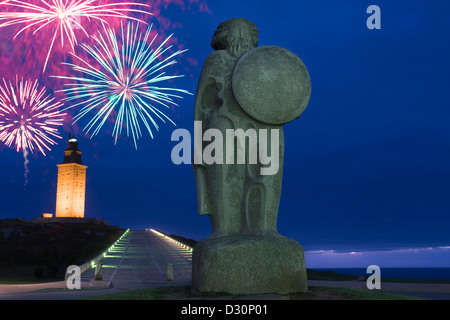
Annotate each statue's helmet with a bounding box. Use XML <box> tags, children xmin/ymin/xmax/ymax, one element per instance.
<box><xmin>232</xmin><ymin>45</ymin><xmax>311</xmax><ymax>125</ymax></box>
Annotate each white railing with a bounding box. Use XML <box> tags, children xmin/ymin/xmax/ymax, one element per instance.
<box><xmin>146</xmin><ymin>228</ymin><xmax>193</xmax><ymax>252</ymax></box>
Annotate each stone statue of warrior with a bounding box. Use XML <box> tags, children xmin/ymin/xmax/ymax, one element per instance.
<box><xmin>193</xmin><ymin>18</ymin><xmax>283</xmax><ymax>238</ymax></box>
<box><xmin>192</xmin><ymin>18</ymin><xmax>311</xmax><ymax>294</ymax></box>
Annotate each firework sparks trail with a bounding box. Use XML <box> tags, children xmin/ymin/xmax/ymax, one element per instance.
<box><xmin>23</xmin><ymin>146</ymin><xmax>29</xmax><ymax>187</ymax></box>
<box><xmin>0</xmin><ymin>0</ymin><xmax>152</xmax><ymax>71</ymax></box>
<box><xmin>54</xmin><ymin>21</ymin><xmax>192</xmax><ymax>149</ymax></box>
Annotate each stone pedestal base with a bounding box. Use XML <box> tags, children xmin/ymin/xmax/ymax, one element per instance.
<box><xmin>192</xmin><ymin>235</ymin><xmax>308</xmax><ymax>295</ymax></box>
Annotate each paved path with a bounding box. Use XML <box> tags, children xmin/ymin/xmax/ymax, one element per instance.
<box><xmin>82</xmin><ymin>229</ymin><xmax>192</xmax><ymax>286</ymax></box>
<box><xmin>0</xmin><ymin>229</ymin><xmax>192</xmax><ymax>300</ymax></box>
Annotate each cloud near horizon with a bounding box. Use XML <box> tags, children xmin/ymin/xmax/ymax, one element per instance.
<box><xmin>305</xmin><ymin>246</ymin><xmax>450</xmax><ymax>268</ymax></box>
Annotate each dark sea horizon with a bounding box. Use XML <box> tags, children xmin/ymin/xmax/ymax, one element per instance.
<box><xmin>312</xmin><ymin>268</ymin><xmax>450</xmax><ymax>281</ymax></box>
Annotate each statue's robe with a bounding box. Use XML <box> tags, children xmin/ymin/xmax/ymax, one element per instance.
<box><xmin>193</xmin><ymin>48</ymin><xmax>284</xmax><ymax>238</ymax></box>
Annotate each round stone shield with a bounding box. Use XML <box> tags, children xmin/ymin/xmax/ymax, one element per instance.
<box><xmin>232</xmin><ymin>45</ymin><xmax>311</xmax><ymax>125</ymax></box>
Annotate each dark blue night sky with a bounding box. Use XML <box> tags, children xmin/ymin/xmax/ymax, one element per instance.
<box><xmin>1</xmin><ymin>0</ymin><xmax>450</xmax><ymax>268</ymax></box>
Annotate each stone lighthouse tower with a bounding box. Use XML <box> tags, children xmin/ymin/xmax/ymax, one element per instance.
<box><xmin>55</xmin><ymin>134</ymin><xmax>88</xmax><ymax>218</ymax></box>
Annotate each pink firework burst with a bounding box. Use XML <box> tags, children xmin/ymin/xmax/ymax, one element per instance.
<box><xmin>0</xmin><ymin>77</ymin><xmax>66</xmax><ymax>155</ymax></box>
<box><xmin>0</xmin><ymin>0</ymin><xmax>152</xmax><ymax>71</ymax></box>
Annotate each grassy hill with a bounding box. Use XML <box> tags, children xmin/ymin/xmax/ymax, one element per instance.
<box><xmin>0</xmin><ymin>218</ymin><xmax>125</xmax><ymax>283</ymax></box>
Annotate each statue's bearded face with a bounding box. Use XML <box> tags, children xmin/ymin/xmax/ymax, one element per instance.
<box><xmin>211</xmin><ymin>18</ymin><xmax>259</xmax><ymax>57</ymax></box>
